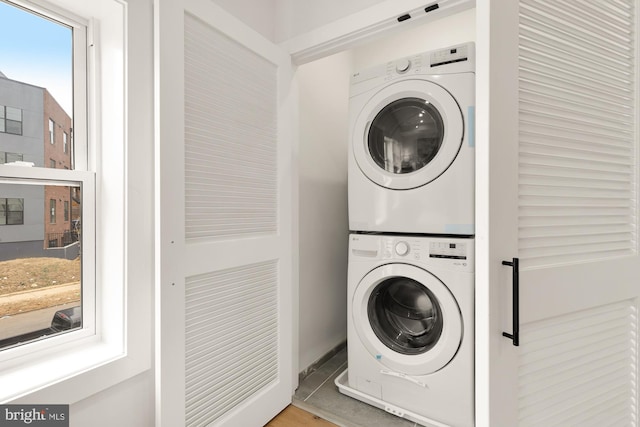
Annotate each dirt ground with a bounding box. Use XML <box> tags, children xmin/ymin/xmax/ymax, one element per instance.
<box><xmin>0</xmin><ymin>257</ymin><xmax>81</xmax><ymax>316</ymax></box>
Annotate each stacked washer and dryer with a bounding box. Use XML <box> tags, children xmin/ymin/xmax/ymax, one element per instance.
<box><xmin>336</xmin><ymin>42</ymin><xmax>475</xmax><ymax>427</ymax></box>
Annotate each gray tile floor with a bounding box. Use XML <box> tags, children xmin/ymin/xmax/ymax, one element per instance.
<box><xmin>293</xmin><ymin>348</ymin><xmax>419</xmax><ymax>427</ymax></box>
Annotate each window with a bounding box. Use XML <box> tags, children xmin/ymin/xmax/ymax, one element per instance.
<box><xmin>0</xmin><ymin>198</ymin><xmax>24</xmax><ymax>225</ymax></box>
<box><xmin>0</xmin><ymin>1</ymin><xmax>86</xmax><ymax>356</ymax></box>
<box><xmin>0</xmin><ymin>0</ymin><xmax>150</xmax><ymax>406</ymax></box>
<box><xmin>0</xmin><ymin>106</ymin><xmax>23</xmax><ymax>135</ymax></box>
<box><xmin>0</xmin><ymin>151</ymin><xmax>23</xmax><ymax>164</ymax></box>
<box><xmin>63</xmin><ymin>131</ymin><xmax>68</xmax><ymax>153</ymax></box>
<box><xmin>6</xmin><ymin>107</ymin><xmax>22</xmax><ymax>135</ymax></box>
<box><xmin>49</xmin><ymin>118</ymin><xmax>55</xmax><ymax>144</ymax></box>
<box><xmin>49</xmin><ymin>198</ymin><xmax>56</xmax><ymax>223</ymax></box>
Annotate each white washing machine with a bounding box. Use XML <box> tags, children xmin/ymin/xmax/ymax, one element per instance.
<box><xmin>339</xmin><ymin>233</ymin><xmax>473</xmax><ymax>427</ymax></box>
<box><xmin>348</xmin><ymin>42</ymin><xmax>475</xmax><ymax>235</ymax></box>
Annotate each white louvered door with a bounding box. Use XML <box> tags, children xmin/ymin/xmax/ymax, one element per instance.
<box><xmin>477</xmin><ymin>0</ymin><xmax>640</xmax><ymax>425</ymax></box>
<box><xmin>156</xmin><ymin>0</ymin><xmax>294</xmax><ymax>426</ymax></box>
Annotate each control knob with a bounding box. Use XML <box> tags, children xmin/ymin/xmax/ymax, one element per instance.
<box><xmin>395</xmin><ymin>241</ymin><xmax>410</xmax><ymax>256</ymax></box>
<box><xmin>395</xmin><ymin>58</ymin><xmax>411</xmax><ymax>73</ymax></box>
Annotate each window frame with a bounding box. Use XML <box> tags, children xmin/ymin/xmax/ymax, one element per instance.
<box><xmin>6</xmin><ymin>152</ymin><xmax>23</xmax><ymax>163</ymax></box>
<box><xmin>0</xmin><ymin>151</ymin><xmax>24</xmax><ymax>164</ymax></box>
<box><xmin>49</xmin><ymin>118</ymin><xmax>55</xmax><ymax>144</ymax></box>
<box><xmin>5</xmin><ymin>106</ymin><xmax>23</xmax><ymax>135</ymax></box>
<box><xmin>6</xmin><ymin>197</ymin><xmax>24</xmax><ymax>225</ymax></box>
<box><xmin>0</xmin><ymin>197</ymin><xmax>24</xmax><ymax>225</ymax></box>
<box><xmin>0</xmin><ymin>171</ymin><xmax>96</xmax><ymax>346</ymax></box>
<box><xmin>49</xmin><ymin>198</ymin><xmax>56</xmax><ymax>223</ymax></box>
<box><xmin>0</xmin><ymin>0</ymin><xmax>151</xmax><ymax>404</ymax></box>
<box><xmin>0</xmin><ymin>106</ymin><xmax>24</xmax><ymax>136</ymax></box>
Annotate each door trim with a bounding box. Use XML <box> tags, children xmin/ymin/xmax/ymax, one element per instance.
<box><xmin>281</xmin><ymin>0</ymin><xmax>475</xmax><ymax>65</ymax></box>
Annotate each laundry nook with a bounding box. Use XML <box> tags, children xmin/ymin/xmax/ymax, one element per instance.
<box><xmin>0</xmin><ymin>0</ymin><xmax>637</xmax><ymax>426</ymax></box>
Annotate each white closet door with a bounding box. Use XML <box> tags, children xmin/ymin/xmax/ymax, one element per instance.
<box><xmin>155</xmin><ymin>0</ymin><xmax>294</xmax><ymax>425</ymax></box>
<box><xmin>477</xmin><ymin>1</ymin><xmax>639</xmax><ymax>425</ymax></box>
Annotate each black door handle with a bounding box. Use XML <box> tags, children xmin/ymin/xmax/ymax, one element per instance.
<box><xmin>502</xmin><ymin>258</ymin><xmax>519</xmax><ymax>346</ymax></box>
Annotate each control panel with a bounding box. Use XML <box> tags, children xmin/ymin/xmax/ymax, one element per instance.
<box><xmin>350</xmin><ymin>42</ymin><xmax>474</xmax><ymax>86</ymax></box>
<box><xmin>380</xmin><ymin>237</ymin><xmax>468</xmax><ymax>262</ymax></box>
<box><xmin>430</xmin><ymin>44</ymin><xmax>470</xmax><ymax>67</ymax></box>
<box><xmin>350</xmin><ymin>234</ymin><xmax>473</xmax><ymax>271</ymax></box>
<box><xmin>383</xmin><ymin>43</ymin><xmax>470</xmax><ymax>81</ymax></box>
<box><xmin>429</xmin><ymin>241</ymin><xmax>467</xmax><ymax>259</ymax></box>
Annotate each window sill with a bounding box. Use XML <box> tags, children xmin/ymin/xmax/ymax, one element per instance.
<box><xmin>0</xmin><ymin>333</ymin><xmax>150</xmax><ymax>404</ymax></box>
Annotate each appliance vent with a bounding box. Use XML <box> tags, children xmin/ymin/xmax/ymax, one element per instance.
<box><xmin>184</xmin><ymin>13</ymin><xmax>278</xmax><ymax>241</ymax></box>
<box><xmin>518</xmin><ymin>300</ymin><xmax>638</xmax><ymax>426</ymax></box>
<box><xmin>185</xmin><ymin>260</ymin><xmax>279</xmax><ymax>426</ymax></box>
<box><xmin>518</xmin><ymin>0</ymin><xmax>637</xmax><ymax>268</ymax></box>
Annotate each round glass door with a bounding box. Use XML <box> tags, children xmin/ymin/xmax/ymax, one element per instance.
<box><xmin>352</xmin><ymin>264</ymin><xmax>462</xmax><ymax>375</ymax></box>
<box><xmin>368</xmin><ymin>276</ymin><xmax>443</xmax><ymax>355</ymax></box>
<box><xmin>368</xmin><ymin>98</ymin><xmax>444</xmax><ymax>175</ymax></box>
<box><xmin>352</xmin><ymin>80</ymin><xmax>463</xmax><ymax>190</ymax></box>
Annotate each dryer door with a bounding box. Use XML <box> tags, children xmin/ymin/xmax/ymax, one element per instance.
<box><xmin>352</xmin><ymin>263</ymin><xmax>463</xmax><ymax>376</ymax></box>
<box><xmin>352</xmin><ymin>80</ymin><xmax>463</xmax><ymax>190</ymax></box>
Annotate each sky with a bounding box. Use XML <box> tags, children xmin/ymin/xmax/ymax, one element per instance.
<box><xmin>0</xmin><ymin>0</ymin><xmax>73</xmax><ymax>116</ymax></box>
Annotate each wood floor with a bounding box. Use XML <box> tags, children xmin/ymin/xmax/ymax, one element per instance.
<box><xmin>265</xmin><ymin>405</ymin><xmax>338</xmax><ymax>427</ymax></box>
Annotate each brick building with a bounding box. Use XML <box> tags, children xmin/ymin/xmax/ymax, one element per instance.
<box><xmin>43</xmin><ymin>90</ymin><xmax>74</xmax><ymax>248</ymax></box>
<box><xmin>0</xmin><ymin>71</ymin><xmax>77</xmax><ymax>259</ymax></box>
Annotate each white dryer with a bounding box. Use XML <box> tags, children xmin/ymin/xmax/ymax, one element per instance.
<box><xmin>341</xmin><ymin>233</ymin><xmax>473</xmax><ymax>427</ymax></box>
<box><xmin>348</xmin><ymin>43</ymin><xmax>475</xmax><ymax>235</ymax></box>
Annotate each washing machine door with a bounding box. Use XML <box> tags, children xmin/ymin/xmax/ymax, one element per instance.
<box><xmin>352</xmin><ymin>263</ymin><xmax>462</xmax><ymax>376</ymax></box>
<box><xmin>352</xmin><ymin>79</ymin><xmax>463</xmax><ymax>190</ymax></box>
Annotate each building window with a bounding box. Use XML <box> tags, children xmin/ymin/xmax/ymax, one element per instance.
<box><xmin>0</xmin><ymin>0</ymin><xmax>150</xmax><ymax>407</ymax></box>
<box><xmin>0</xmin><ymin>1</ymin><xmax>85</xmax><ymax>358</ymax></box>
<box><xmin>0</xmin><ymin>198</ymin><xmax>24</xmax><ymax>225</ymax></box>
<box><xmin>49</xmin><ymin>118</ymin><xmax>55</xmax><ymax>144</ymax></box>
<box><xmin>0</xmin><ymin>151</ymin><xmax>24</xmax><ymax>164</ymax></box>
<box><xmin>49</xmin><ymin>199</ymin><xmax>56</xmax><ymax>224</ymax></box>
<box><xmin>0</xmin><ymin>106</ymin><xmax>23</xmax><ymax>135</ymax></box>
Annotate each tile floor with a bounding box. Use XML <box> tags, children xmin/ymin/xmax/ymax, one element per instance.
<box><xmin>293</xmin><ymin>347</ymin><xmax>419</xmax><ymax>427</ymax></box>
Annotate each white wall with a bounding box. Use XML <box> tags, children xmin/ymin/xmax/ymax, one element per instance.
<box><xmin>274</xmin><ymin>0</ymin><xmax>389</xmax><ymax>42</ymax></box>
<box><xmin>70</xmin><ymin>372</ymin><xmax>154</xmax><ymax>427</ymax></box>
<box><xmin>297</xmin><ymin>50</ymin><xmax>353</xmax><ymax>370</ymax></box>
<box><xmin>296</xmin><ymin>8</ymin><xmax>475</xmax><ymax>372</ymax></box>
<box><xmin>210</xmin><ymin>0</ymin><xmax>278</xmax><ymax>41</ymax></box>
<box><xmin>211</xmin><ymin>0</ymin><xmax>404</xmax><ymax>43</ymax></box>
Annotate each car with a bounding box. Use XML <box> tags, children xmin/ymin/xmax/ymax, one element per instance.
<box><xmin>50</xmin><ymin>306</ymin><xmax>82</xmax><ymax>332</ymax></box>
